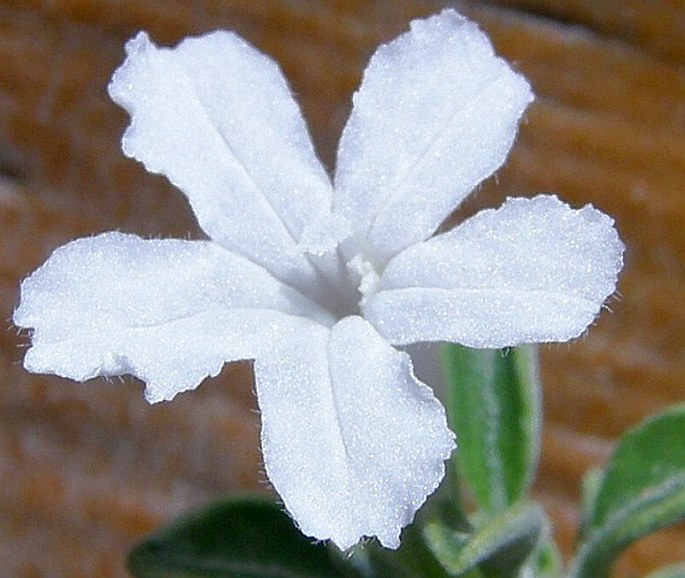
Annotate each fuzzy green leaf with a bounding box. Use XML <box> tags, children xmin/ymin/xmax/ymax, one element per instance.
<box><xmin>127</xmin><ymin>496</ymin><xmax>356</xmax><ymax>578</ymax></box>
<box><xmin>578</xmin><ymin>467</ymin><xmax>603</xmax><ymax>539</ymax></box>
<box><xmin>423</xmin><ymin>501</ymin><xmax>544</xmax><ymax>578</ymax></box>
<box><xmin>347</xmin><ymin>522</ymin><xmax>453</xmax><ymax>578</ymax></box>
<box><xmin>527</xmin><ymin>540</ymin><xmax>563</xmax><ymax>578</ymax></box>
<box><xmin>570</xmin><ymin>405</ymin><xmax>685</xmax><ymax>578</ymax></box>
<box><xmin>442</xmin><ymin>345</ymin><xmax>541</xmax><ymax>513</ymax></box>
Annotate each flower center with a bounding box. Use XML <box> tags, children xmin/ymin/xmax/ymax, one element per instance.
<box><xmin>346</xmin><ymin>254</ymin><xmax>381</xmax><ymax>306</ymax></box>
<box><xmin>309</xmin><ymin>234</ymin><xmax>383</xmax><ymax>321</ymax></box>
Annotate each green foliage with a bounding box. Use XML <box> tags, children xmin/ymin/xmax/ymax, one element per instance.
<box><xmin>127</xmin><ymin>496</ymin><xmax>356</xmax><ymax>578</ymax></box>
<box><xmin>526</xmin><ymin>539</ymin><xmax>563</xmax><ymax>578</ymax></box>
<box><xmin>442</xmin><ymin>345</ymin><xmax>540</xmax><ymax>514</ymax></box>
<box><xmin>126</xmin><ymin>348</ymin><xmax>685</xmax><ymax>578</ymax></box>
<box><xmin>423</xmin><ymin>501</ymin><xmax>545</xmax><ymax>578</ymax></box>
<box><xmin>569</xmin><ymin>405</ymin><xmax>685</xmax><ymax>578</ymax></box>
<box><xmin>347</xmin><ymin>521</ymin><xmax>454</xmax><ymax>578</ymax></box>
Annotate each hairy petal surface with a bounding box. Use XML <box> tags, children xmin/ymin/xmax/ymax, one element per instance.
<box><xmin>256</xmin><ymin>316</ymin><xmax>455</xmax><ymax>550</ymax></box>
<box><xmin>13</xmin><ymin>232</ymin><xmax>334</xmax><ymax>402</ymax></box>
<box><xmin>108</xmin><ymin>31</ymin><xmax>341</xmax><ymax>299</ymax></box>
<box><xmin>364</xmin><ymin>196</ymin><xmax>624</xmax><ymax>348</ymax></box>
<box><xmin>334</xmin><ymin>9</ymin><xmax>533</xmax><ymax>266</ymax></box>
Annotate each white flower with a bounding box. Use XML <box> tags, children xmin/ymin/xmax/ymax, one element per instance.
<box><xmin>13</xmin><ymin>10</ymin><xmax>623</xmax><ymax>550</ymax></box>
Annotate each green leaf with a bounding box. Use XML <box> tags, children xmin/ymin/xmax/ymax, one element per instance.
<box><xmin>345</xmin><ymin>489</ymin><xmax>471</xmax><ymax>578</ymax></box>
<box><xmin>526</xmin><ymin>539</ymin><xmax>563</xmax><ymax>578</ymax></box>
<box><xmin>578</xmin><ymin>467</ymin><xmax>603</xmax><ymax>540</ymax></box>
<box><xmin>442</xmin><ymin>344</ymin><xmax>541</xmax><ymax>514</ymax></box>
<box><xmin>348</xmin><ymin>522</ymin><xmax>453</xmax><ymax>578</ymax></box>
<box><xmin>423</xmin><ymin>501</ymin><xmax>545</xmax><ymax>578</ymax></box>
<box><xmin>570</xmin><ymin>405</ymin><xmax>685</xmax><ymax>578</ymax></box>
<box><xmin>127</xmin><ymin>496</ymin><xmax>356</xmax><ymax>578</ymax></box>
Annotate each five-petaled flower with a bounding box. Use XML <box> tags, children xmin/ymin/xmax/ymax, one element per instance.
<box><xmin>13</xmin><ymin>10</ymin><xmax>623</xmax><ymax>550</ymax></box>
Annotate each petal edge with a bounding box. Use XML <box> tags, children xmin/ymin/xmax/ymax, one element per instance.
<box><xmin>334</xmin><ymin>9</ymin><xmax>534</xmax><ymax>265</ymax></box>
<box><xmin>14</xmin><ymin>232</ymin><xmax>334</xmax><ymax>402</ymax></box>
<box><xmin>256</xmin><ymin>316</ymin><xmax>455</xmax><ymax>549</ymax></box>
<box><xmin>365</xmin><ymin>195</ymin><xmax>624</xmax><ymax>348</ymax></box>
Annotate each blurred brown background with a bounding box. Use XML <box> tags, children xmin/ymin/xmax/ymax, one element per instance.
<box><xmin>0</xmin><ymin>1</ymin><xmax>683</xmax><ymax>576</ymax></box>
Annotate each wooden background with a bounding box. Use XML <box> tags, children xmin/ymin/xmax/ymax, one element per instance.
<box><xmin>0</xmin><ymin>1</ymin><xmax>683</xmax><ymax>576</ymax></box>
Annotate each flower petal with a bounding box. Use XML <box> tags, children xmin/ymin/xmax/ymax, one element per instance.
<box><xmin>364</xmin><ymin>195</ymin><xmax>624</xmax><ymax>348</ymax></box>
<box><xmin>108</xmin><ymin>31</ymin><xmax>340</xmax><ymax>297</ymax></box>
<box><xmin>334</xmin><ymin>9</ymin><xmax>533</xmax><ymax>265</ymax></box>
<box><xmin>13</xmin><ymin>232</ymin><xmax>334</xmax><ymax>402</ymax></box>
<box><xmin>256</xmin><ymin>316</ymin><xmax>455</xmax><ymax>550</ymax></box>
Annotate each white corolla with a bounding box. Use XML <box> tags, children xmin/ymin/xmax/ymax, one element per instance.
<box><xmin>13</xmin><ymin>10</ymin><xmax>623</xmax><ymax>550</ymax></box>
